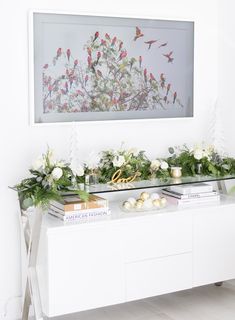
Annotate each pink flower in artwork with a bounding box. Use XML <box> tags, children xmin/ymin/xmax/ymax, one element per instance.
<box><xmin>66</xmin><ymin>49</ymin><xmax>71</xmax><ymax>61</ymax></box>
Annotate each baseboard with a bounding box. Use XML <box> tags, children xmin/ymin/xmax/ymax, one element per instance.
<box><xmin>0</xmin><ymin>296</ymin><xmax>22</xmax><ymax>320</ymax></box>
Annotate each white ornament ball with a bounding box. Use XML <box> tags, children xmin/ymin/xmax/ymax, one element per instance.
<box><xmin>135</xmin><ymin>199</ymin><xmax>144</xmax><ymax>209</ymax></box>
<box><xmin>140</xmin><ymin>192</ymin><xmax>150</xmax><ymax>201</ymax></box>
<box><xmin>127</xmin><ymin>197</ymin><xmax>136</xmax><ymax>207</ymax></box>
<box><xmin>150</xmin><ymin>193</ymin><xmax>160</xmax><ymax>200</ymax></box>
<box><xmin>143</xmin><ymin>199</ymin><xmax>153</xmax><ymax>209</ymax></box>
<box><xmin>123</xmin><ymin>201</ymin><xmax>132</xmax><ymax>210</ymax></box>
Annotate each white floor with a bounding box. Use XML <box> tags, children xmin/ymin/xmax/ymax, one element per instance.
<box><xmin>51</xmin><ymin>280</ymin><xmax>235</xmax><ymax>320</ymax></box>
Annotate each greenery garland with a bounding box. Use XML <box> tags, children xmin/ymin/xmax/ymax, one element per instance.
<box><xmin>15</xmin><ymin>144</ymin><xmax>235</xmax><ymax>209</ymax></box>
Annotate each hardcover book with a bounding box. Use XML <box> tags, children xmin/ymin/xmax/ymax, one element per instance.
<box><xmin>169</xmin><ymin>183</ymin><xmax>213</xmax><ymax>195</ymax></box>
<box><xmin>50</xmin><ymin>194</ymin><xmax>108</xmax><ymax>212</ymax></box>
<box><xmin>162</xmin><ymin>188</ymin><xmax>218</xmax><ymax>199</ymax></box>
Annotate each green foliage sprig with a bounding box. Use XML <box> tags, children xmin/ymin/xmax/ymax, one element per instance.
<box><xmin>15</xmin><ymin>149</ymin><xmax>88</xmax><ymax>210</ymax></box>
<box><xmin>167</xmin><ymin>144</ymin><xmax>235</xmax><ymax>177</ymax></box>
<box><xmin>98</xmin><ymin>148</ymin><xmax>151</xmax><ymax>183</ymax></box>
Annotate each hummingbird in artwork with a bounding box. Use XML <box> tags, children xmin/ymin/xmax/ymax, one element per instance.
<box><xmin>144</xmin><ymin>68</ymin><xmax>147</xmax><ymax>83</ymax></box>
<box><xmin>96</xmin><ymin>51</ymin><xmax>101</xmax><ymax>64</ymax></box>
<box><xmin>119</xmin><ymin>41</ymin><xmax>123</xmax><ymax>51</ymax></box>
<box><xmin>65</xmin><ymin>81</ymin><xmax>69</xmax><ymax>94</ymax></box>
<box><xmin>87</xmin><ymin>56</ymin><xmax>92</xmax><ymax>68</ymax></box>
<box><xmin>66</xmin><ymin>49</ymin><xmax>71</xmax><ymax>61</ymax></box>
<box><xmin>76</xmin><ymin>90</ymin><xmax>84</xmax><ymax>97</ymax></box>
<box><xmin>129</xmin><ymin>57</ymin><xmax>136</xmax><ymax>71</ymax></box>
<box><xmin>160</xmin><ymin>73</ymin><xmax>165</xmax><ymax>88</ymax></box>
<box><xmin>163</xmin><ymin>51</ymin><xmax>174</xmax><ymax>63</ymax></box>
<box><xmin>150</xmin><ymin>73</ymin><xmax>156</xmax><ymax>81</ymax></box>
<box><xmin>87</xmin><ymin>47</ymin><xmax>92</xmax><ymax>57</ymax></box>
<box><xmin>166</xmin><ymin>83</ymin><xmax>171</xmax><ymax>95</ymax></box>
<box><xmin>85</xmin><ymin>75</ymin><xmax>88</xmax><ymax>86</ymax></box>
<box><xmin>93</xmin><ymin>31</ymin><xmax>99</xmax><ymax>42</ymax></box>
<box><xmin>48</xmin><ymin>85</ymin><xmax>53</xmax><ymax>97</ymax></box>
<box><xmin>74</xmin><ymin>59</ymin><xmax>78</xmax><ymax>68</ymax></box>
<box><xmin>101</xmin><ymin>39</ymin><xmax>107</xmax><ymax>46</ymax></box>
<box><xmin>144</xmin><ymin>40</ymin><xmax>158</xmax><ymax>50</ymax></box>
<box><xmin>158</xmin><ymin>42</ymin><xmax>168</xmax><ymax>49</ymax></box>
<box><xmin>134</xmin><ymin>27</ymin><xmax>144</xmax><ymax>41</ymax></box>
<box><xmin>56</xmin><ymin>48</ymin><xmax>62</xmax><ymax>59</ymax></box>
<box><xmin>118</xmin><ymin>50</ymin><xmax>127</xmax><ymax>61</ymax></box>
<box><xmin>173</xmin><ymin>91</ymin><xmax>177</xmax><ymax>104</ymax></box>
<box><xmin>139</xmin><ymin>56</ymin><xmax>142</xmax><ymax>68</ymax></box>
<box><xmin>96</xmin><ymin>70</ymin><xmax>103</xmax><ymax>78</ymax></box>
<box><xmin>105</xmin><ymin>33</ymin><xmax>111</xmax><ymax>40</ymax></box>
<box><xmin>111</xmin><ymin>36</ymin><xmax>117</xmax><ymax>46</ymax></box>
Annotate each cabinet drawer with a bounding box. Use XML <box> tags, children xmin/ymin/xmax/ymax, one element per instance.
<box><xmin>124</xmin><ymin>212</ymin><xmax>192</xmax><ymax>262</ymax></box>
<box><xmin>126</xmin><ymin>253</ymin><xmax>192</xmax><ymax>301</ymax></box>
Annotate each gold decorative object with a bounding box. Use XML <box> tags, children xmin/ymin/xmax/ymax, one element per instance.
<box><xmin>160</xmin><ymin>197</ymin><xmax>167</xmax><ymax>207</ymax></box>
<box><xmin>152</xmin><ymin>199</ymin><xmax>161</xmax><ymax>208</ymax></box>
<box><xmin>170</xmin><ymin>166</ymin><xmax>182</xmax><ymax>178</ymax></box>
<box><xmin>110</xmin><ymin>169</ymin><xmax>138</xmax><ymax>184</ymax></box>
<box><xmin>140</xmin><ymin>191</ymin><xmax>150</xmax><ymax>201</ymax></box>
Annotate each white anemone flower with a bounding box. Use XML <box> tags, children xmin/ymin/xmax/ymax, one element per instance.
<box><xmin>150</xmin><ymin>159</ymin><xmax>161</xmax><ymax>171</ymax></box>
<box><xmin>51</xmin><ymin>167</ymin><xmax>63</xmax><ymax>180</ymax></box>
<box><xmin>113</xmin><ymin>155</ymin><xmax>125</xmax><ymax>167</ymax></box>
<box><xmin>160</xmin><ymin>161</ymin><xmax>169</xmax><ymax>170</ymax></box>
<box><xmin>32</xmin><ymin>157</ymin><xmax>45</xmax><ymax>171</ymax></box>
<box><xmin>193</xmin><ymin>148</ymin><xmax>203</xmax><ymax>161</ymax></box>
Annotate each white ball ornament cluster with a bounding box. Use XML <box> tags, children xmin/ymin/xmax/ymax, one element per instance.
<box><xmin>122</xmin><ymin>191</ymin><xmax>167</xmax><ymax>211</ymax></box>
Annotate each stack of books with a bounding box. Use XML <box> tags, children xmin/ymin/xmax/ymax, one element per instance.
<box><xmin>49</xmin><ymin>194</ymin><xmax>109</xmax><ymax>221</ymax></box>
<box><xmin>162</xmin><ymin>183</ymin><xmax>220</xmax><ymax>206</ymax></box>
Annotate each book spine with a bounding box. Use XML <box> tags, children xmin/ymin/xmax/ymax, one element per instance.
<box><xmin>50</xmin><ymin>204</ymin><xmax>110</xmax><ymax>216</ymax></box>
<box><xmin>165</xmin><ymin>195</ymin><xmax>220</xmax><ymax>205</ymax></box>
<box><xmin>48</xmin><ymin>208</ymin><xmax>111</xmax><ymax>221</ymax></box>
<box><xmin>50</xmin><ymin>199</ymin><xmax>108</xmax><ymax>211</ymax></box>
<box><xmin>162</xmin><ymin>190</ymin><xmax>218</xmax><ymax>199</ymax></box>
<box><xmin>170</xmin><ymin>186</ymin><xmax>213</xmax><ymax>195</ymax></box>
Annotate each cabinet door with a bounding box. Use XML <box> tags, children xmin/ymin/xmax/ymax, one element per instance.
<box><xmin>46</xmin><ymin>223</ymin><xmax>125</xmax><ymax>317</ymax></box>
<box><xmin>193</xmin><ymin>204</ymin><xmax>235</xmax><ymax>287</ymax></box>
<box><xmin>124</xmin><ymin>211</ymin><xmax>192</xmax><ymax>263</ymax></box>
<box><xmin>126</xmin><ymin>253</ymin><xmax>192</xmax><ymax>301</ymax></box>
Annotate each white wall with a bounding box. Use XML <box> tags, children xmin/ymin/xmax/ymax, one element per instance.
<box><xmin>0</xmin><ymin>0</ymin><xmax>219</xmax><ymax>318</ymax></box>
<box><xmin>218</xmin><ymin>0</ymin><xmax>235</xmax><ymax>155</ymax></box>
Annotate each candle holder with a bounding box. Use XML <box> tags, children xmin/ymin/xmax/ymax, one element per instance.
<box><xmin>170</xmin><ymin>166</ymin><xmax>182</xmax><ymax>178</ymax></box>
<box><xmin>195</xmin><ymin>163</ymin><xmax>202</xmax><ymax>175</ymax></box>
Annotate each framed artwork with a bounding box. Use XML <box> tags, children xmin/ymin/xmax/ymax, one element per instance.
<box><xmin>31</xmin><ymin>12</ymin><xmax>194</xmax><ymax>123</ymax></box>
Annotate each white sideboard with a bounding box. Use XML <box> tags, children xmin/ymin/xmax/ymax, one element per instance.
<box><xmin>36</xmin><ymin>193</ymin><xmax>235</xmax><ymax>318</ymax></box>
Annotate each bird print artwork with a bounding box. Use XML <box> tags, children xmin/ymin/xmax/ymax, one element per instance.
<box><xmin>163</xmin><ymin>51</ymin><xmax>174</xmax><ymax>63</ymax></box>
<box><xmin>144</xmin><ymin>40</ymin><xmax>158</xmax><ymax>50</ymax></box>
<box><xmin>134</xmin><ymin>27</ymin><xmax>144</xmax><ymax>41</ymax></box>
<box><xmin>158</xmin><ymin>42</ymin><xmax>168</xmax><ymax>49</ymax></box>
<box><xmin>41</xmin><ymin>24</ymin><xmax>184</xmax><ymax>116</ymax></box>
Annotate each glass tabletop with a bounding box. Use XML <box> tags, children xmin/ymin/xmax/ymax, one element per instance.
<box><xmin>85</xmin><ymin>175</ymin><xmax>235</xmax><ymax>194</ymax></box>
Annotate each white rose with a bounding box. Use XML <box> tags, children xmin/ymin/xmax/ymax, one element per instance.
<box><xmin>113</xmin><ymin>155</ymin><xmax>125</xmax><ymax>167</ymax></box>
<box><xmin>32</xmin><ymin>158</ymin><xmax>45</xmax><ymax>171</ymax></box>
<box><xmin>128</xmin><ymin>148</ymin><xmax>139</xmax><ymax>156</ymax></box>
<box><xmin>72</xmin><ymin>164</ymin><xmax>84</xmax><ymax>177</ymax></box>
<box><xmin>150</xmin><ymin>159</ymin><xmax>161</xmax><ymax>171</ymax></box>
<box><xmin>51</xmin><ymin>167</ymin><xmax>63</xmax><ymax>180</ymax></box>
<box><xmin>160</xmin><ymin>161</ymin><xmax>169</xmax><ymax>170</ymax></box>
<box><xmin>193</xmin><ymin>148</ymin><xmax>203</xmax><ymax>160</ymax></box>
